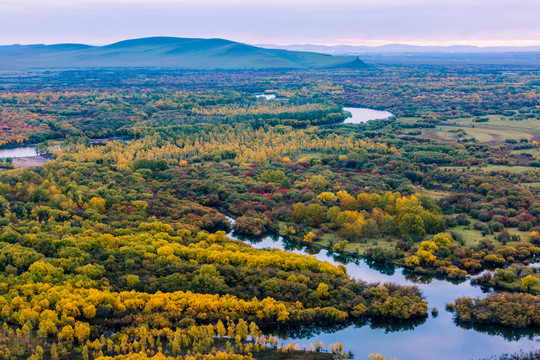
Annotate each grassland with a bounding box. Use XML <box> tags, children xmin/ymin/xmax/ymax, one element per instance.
<box><xmin>511</xmin><ymin>147</ymin><xmax>540</xmax><ymax>157</ymax></box>
<box><xmin>421</xmin><ymin>189</ymin><xmax>454</xmax><ymax>199</ymax></box>
<box><xmin>401</xmin><ymin>116</ymin><xmax>540</xmax><ymax>144</ymax></box>
<box><xmin>439</xmin><ymin>165</ymin><xmax>540</xmax><ymax>174</ymax></box>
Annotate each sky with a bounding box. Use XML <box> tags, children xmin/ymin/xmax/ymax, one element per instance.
<box><xmin>0</xmin><ymin>0</ymin><xmax>539</xmax><ymax>47</ymax></box>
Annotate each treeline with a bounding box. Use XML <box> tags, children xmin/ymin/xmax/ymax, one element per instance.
<box><xmin>0</xmin><ymin>68</ymin><xmax>539</xmax><ymax>358</ymax></box>
<box><xmin>0</xmin><ymin>146</ymin><xmax>429</xmax><ymax>360</ymax></box>
<box><xmin>0</xmin><ymin>84</ymin><xmax>347</xmax><ymax>146</ymax></box>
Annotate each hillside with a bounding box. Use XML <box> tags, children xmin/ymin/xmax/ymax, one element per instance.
<box><xmin>0</xmin><ymin>37</ymin><xmax>366</xmax><ymax>70</ymax></box>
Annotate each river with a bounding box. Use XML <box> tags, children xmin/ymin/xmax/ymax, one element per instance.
<box><xmin>2</xmin><ymin>116</ymin><xmax>539</xmax><ymax>358</ymax></box>
<box><xmin>0</xmin><ymin>137</ymin><xmax>130</xmax><ymax>159</ymax></box>
<box><xmin>226</xmin><ymin>225</ymin><xmax>539</xmax><ymax>359</ymax></box>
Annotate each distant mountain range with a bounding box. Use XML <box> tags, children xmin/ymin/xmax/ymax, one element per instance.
<box><xmin>255</xmin><ymin>43</ymin><xmax>540</xmax><ymax>66</ymax></box>
<box><xmin>0</xmin><ymin>37</ymin><xmax>366</xmax><ymax>70</ymax></box>
<box><xmin>257</xmin><ymin>43</ymin><xmax>540</xmax><ymax>55</ymax></box>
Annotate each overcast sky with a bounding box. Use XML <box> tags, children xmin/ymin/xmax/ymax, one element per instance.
<box><xmin>0</xmin><ymin>0</ymin><xmax>539</xmax><ymax>46</ymax></box>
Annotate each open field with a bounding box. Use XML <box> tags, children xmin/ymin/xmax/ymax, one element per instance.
<box><xmin>511</xmin><ymin>147</ymin><xmax>540</xmax><ymax>157</ymax></box>
<box><xmin>403</xmin><ymin>115</ymin><xmax>540</xmax><ymax>144</ymax></box>
<box><xmin>0</xmin><ymin>156</ymin><xmax>50</xmax><ymax>172</ymax></box>
<box><xmin>440</xmin><ymin>165</ymin><xmax>540</xmax><ymax>174</ymax></box>
<box><xmin>451</xmin><ymin>224</ymin><xmax>531</xmax><ymax>247</ymax></box>
<box><xmin>318</xmin><ymin>232</ymin><xmax>397</xmax><ymax>255</ymax></box>
<box><xmin>12</xmin><ymin>155</ymin><xmax>50</xmax><ymax>168</ymax></box>
<box><xmin>421</xmin><ymin>189</ymin><xmax>454</xmax><ymax>199</ymax></box>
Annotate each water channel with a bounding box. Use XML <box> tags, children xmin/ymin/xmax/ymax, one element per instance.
<box><xmin>2</xmin><ymin>110</ymin><xmax>539</xmax><ymax>359</ymax></box>
<box><xmin>224</xmin><ymin>105</ymin><xmax>538</xmax><ymax>359</ymax></box>
<box><xmin>225</xmin><ymin>219</ymin><xmax>539</xmax><ymax>360</ymax></box>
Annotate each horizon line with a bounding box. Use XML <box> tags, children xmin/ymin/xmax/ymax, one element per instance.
<box><xmin>3</xmin><ymin>36</ymin><xmax>540</xmax><ymax>48</ymax></box>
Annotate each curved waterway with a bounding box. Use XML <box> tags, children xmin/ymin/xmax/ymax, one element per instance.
<box><xmin>225</xmin><ymin>217</ymin><xmax>539</xmax><ymax>360</ymax></box>
<box><xmin>343</xmin><ymin>107</ymin><xmax>394</xmax><ymax>124</ymax></box>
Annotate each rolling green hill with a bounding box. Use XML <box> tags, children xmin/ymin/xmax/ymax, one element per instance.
<box><xmin>0</xmin><ymin>37</ymin><xmax>366</xmax><ymax>70</ymax></box>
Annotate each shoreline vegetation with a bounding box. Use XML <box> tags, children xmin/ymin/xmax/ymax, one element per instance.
<box><xmin>452</xmin><ymin>293</ymin><xmax>540</xmax><ymax>329</ymax></box>
<box><xmin>0</xmin><ymin>66</ymin><xmax>538</xmax><ymax>359</ymax></box>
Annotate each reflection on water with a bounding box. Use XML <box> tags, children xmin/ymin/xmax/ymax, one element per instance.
<box><xmin>363</xmin><ymin>259</ymin><xmax>398</xmax><ymax>276</ymax></box>
<box><xmin>343</xmin><ymin>107</ymin><xmax>394</xmax><ymax>124</ymax></box>
<box><xmin>403</xmin><ymin>271</ymin><xmax>436</xmax><ymax>285</ymax></box>
<box><xmin>454</xmin><ymin>319</ymin><xmax>540</xmax><ymax>342</ymax></box>
<box><xmin>255</xmin><ymin>93</ymin><xmax>276</xmax><ymax>100</ymax></box>
<box><xmin>225</xmin><ymin>219</ymin><xmax>540</xmax><ymax>360</ymax></box>
<box><xmin>0</xmin><ymin>146</ymin><xmax>37</xmax><ymax>158</ymax></box>
<box><xmin>366</xmin><ymin>316</ymin><xmax>428</xmax><ymax>333</ymax></box>
<box><xmin>264</xmin><ymin>316</ymin><xmax>428</xmax><ymax>341</ymax></box>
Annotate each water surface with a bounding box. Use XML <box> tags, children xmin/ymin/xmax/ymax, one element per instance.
<box><xmin>255</xmin><ymin>93</ymin><xmax>276</xmax><ymax>100</ymax></box>
<box><xmin>0</xmin><ymin>146</ymin><xmax>37</xmax><ymax>158</ymax></box>
<box><xmin>343</xmin><ymin>107</ymin><xmax>394</xmax><ymax>124</ymax></box>
<box><xmin>225</xmin><ymin>218</ymin><xmax>539</xmax><ymax>360</ymax></box>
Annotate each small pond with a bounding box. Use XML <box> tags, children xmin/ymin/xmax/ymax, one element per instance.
<box><xmin>255</xmin><ymin>93</ymin><xmax>276</xmax><ymax>100</ymax></box>
<box><xmin>343</xmin><ymin>107</ymin><xmax>394</xmax><ymax>124</ymax></box>
<box><xmin>0</xmin><ymin>146</ymin><xmax>37</xmax><ymax>158</ymax></box>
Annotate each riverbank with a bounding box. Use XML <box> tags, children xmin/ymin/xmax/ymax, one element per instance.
<box><xmin>12</xmin><ymin>155</ymin><xmax>50</xmax><ymax>168</ymax></box>
<box><xmin>0</xmin><ymin>155</ymin><xmax>51</xmax><ymax>171</ymax></box>
<box><xmin>224</xmin><ymin>216</ymin><xmax>540</xmax><ymax>360</ymax></box>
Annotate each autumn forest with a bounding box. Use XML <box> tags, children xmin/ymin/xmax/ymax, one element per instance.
<box><xmin>0</xmin><ymin>66</ymin><xmax>539</xmax><ymax>360</ymax></box>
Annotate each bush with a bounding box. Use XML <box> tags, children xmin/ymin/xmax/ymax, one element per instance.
<box><xmin>455</xmin><ymin>293</ymin><xmax>540</xmax><ymax>328</ymax></box>
<box><xmin>132</xmin><ymin>158</ymin><xmax>169</xmax><ymax>172</ymax></box>
<box><xmin>518</xmin><ymin>221</ymin><xmax>533</xmax><ymax>231</ymax></box>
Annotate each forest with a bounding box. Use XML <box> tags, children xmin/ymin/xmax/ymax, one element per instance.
<box><xmin>0</xmin><ymin>66</ymin><xmax>538</xmax><ymax>359</ymax></box>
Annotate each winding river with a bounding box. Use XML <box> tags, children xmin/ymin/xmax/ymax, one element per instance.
<box><xmin>226</xmin><ymin>221</ymin><xmax>539</xmax><ymax>360</ymax></box>
<box><xmin>2</xmin><ymin>110</ymin><xmax>539</xmax><ymax>359</ymax></box>
<box><xmin>223</xmin><ymin>105</ymin><xmax>538</xmax><ymax>360</ymax></box>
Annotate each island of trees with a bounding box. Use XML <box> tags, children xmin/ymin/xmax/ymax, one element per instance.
<box><xmin>0</xmin><ymin>66</ymin><xmax>538</xmax><ymax>359</ymax></box>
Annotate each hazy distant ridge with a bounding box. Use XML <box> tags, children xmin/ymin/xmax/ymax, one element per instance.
<box><xmin>0</xmin><ymin>37</ymin><xmax>366</xmax><ymax>70</ymax></box>
<box><xmin>257</xmin><ymin>43</ymin><xmax>540</xmax><ymax>55</ymax></box>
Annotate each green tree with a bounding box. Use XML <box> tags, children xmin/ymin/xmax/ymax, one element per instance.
<box><xmin>309</xmin><ymin>175</ymin><xmax>328</xmax><ymax>192</ymax></box>
<box><xmin>306</xmin><ymin>203</ymin><xmax>326</xmax><ymax>227</ymax></box>
<box><xmin>259</xmin><ymin>170</ymin><xmax>290</xmax><ymax>187</ymax></box>
<box><xmin>292</xmin><ymin>203</ymin><xmax>307</xmax><ymax>223</ymax></box>
<box><xmin>399</xmin><ymin>213</ymin><xmax>426</xmax><ymax>237</ymax></box>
